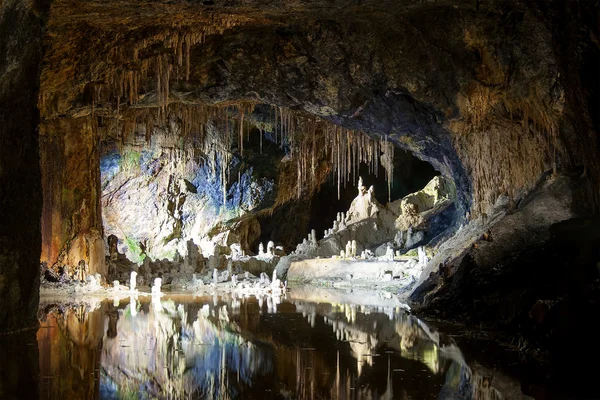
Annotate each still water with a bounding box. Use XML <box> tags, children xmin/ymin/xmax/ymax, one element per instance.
<box><xmin>1</xmin><ymin>290</ymin><xmax>539</xmax><ymax>399</ymax></box>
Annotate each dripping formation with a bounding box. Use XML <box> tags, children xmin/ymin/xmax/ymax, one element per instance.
<box><xmin>95</xmin><ymin>100</ymin><xmax>399</xmax><ymax>206</ymax></box>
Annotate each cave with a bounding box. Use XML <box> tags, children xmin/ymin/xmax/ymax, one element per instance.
<box><xmin>1</xmin><ymin>0</ymin><xmax>599</xmax><ymax>398</ymax></box>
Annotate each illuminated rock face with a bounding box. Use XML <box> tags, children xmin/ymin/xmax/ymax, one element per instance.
<box><xmin>345</xmin><ymin>177</ymin><xmax>382</xmax><ymax>224</ymax></box>
<box><xmin>100</xmin><ymin>141</ymin><xmax>275</xmax><ymax>262</ymax></box>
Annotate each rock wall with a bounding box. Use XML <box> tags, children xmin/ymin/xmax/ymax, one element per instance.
<box><xmin>40</xmin><ymin>117</ymin><xmax>106</xmax><ymax>276</ymax></box>
<box><xmin>0</xmin><ymin>0</ymin><xmax>50</xmax><ymax>332</ymax></box>
<box><xmin>100</xmin><ymin>129</ymin><xmax>276</xmax><ymax>262</ymax></box>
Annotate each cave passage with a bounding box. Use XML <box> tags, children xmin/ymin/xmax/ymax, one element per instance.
<box><xmin>98</xmin><ymin>105</ymin><xmax>445</xmax><ymax>264</ymax></box>
<box><xmin>308</xmin><ymin>148</ymin><xmax>439</xmax><ymax>242</ymax></box>
<box><xmin>1</xmin><ymin>0</ymin><xmax>598</xmax><ymax>398</ymax></box>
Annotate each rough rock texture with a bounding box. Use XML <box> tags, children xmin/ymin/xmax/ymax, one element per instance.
<box><xmin>288</xmin><ymin>258</ymin><xmax>423</xmax><ymax>288</ymax></box>
<box><xmin>2</xmin><ymin>0</ymin><xmax>597</xmax><ymax>358</ymax></box>
<box><xmin>100</xmin><ymin>136</ymin><xmax>275</xmax><ymax>261</ymax></box>
<box><xmin>36</xmin><ymin>0</ymin><xmax>599</xmax><ymax>278</ymax></box>
<box><xmin>40</xmin><ymin>117</ymin><xmax>106</xmax><ymax>275</ymax></box>
<box><xmin>410</xmin><ymin>175</ymin><xmax>600</xmax><ymax>394</ymax></box>
<box><xmin>0</xmin><ymin>0</ymin><xmax>49</xmax><ymax>332</ymax></box>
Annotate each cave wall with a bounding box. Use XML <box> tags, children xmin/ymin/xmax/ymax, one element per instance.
<box><xmin>40</xmin><ymin>117</ymin><xmax>106</xmax><ymax>275</ymax></box>
<box><xmin>0</xmin><ymin>0</ymin><xmax>50</xmax><ymax>332</ymax></box>
<box><xmin>99</xmin><ymin>124</ymin><xmax>277</xmax><ymax>261</ymax></box>
<box><xmin>34</xmin><ymin>0</ymin><xmax>598</xmax><ymax>291</ymax></box>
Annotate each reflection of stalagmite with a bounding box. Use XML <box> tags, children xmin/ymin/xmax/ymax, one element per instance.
<box><xmin>380</xmin><ymin>355</ymin><xmax>394</xmax><ymax>400</ymax></box>
<box><xmin>129</xmin><ymin>295</ymin><xmax>138</xmax><ymax>317</ymax></box>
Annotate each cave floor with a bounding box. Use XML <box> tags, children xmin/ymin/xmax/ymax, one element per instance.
<box><xmin>0</xmin><ymin>287</ymin><xmax>568</xmax><ymax>399</ymax></box>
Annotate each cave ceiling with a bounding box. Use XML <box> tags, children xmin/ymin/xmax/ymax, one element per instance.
<box><xmin>39</xmin><ymin>0</ymin><xmax>583</xmax><ymax>218</ymax></box>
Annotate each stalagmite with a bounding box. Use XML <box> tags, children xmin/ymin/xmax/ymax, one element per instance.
<box><xmin>267</xmin><ymin>241</ymin><xmax>275</xmax><ymax>255</ymax></box>
<box><xmin>152</xmin><ymin>278</ymin><xmax>162</xmax><ymax>294</ymax></box>
<box><xmin>129</xmin><ymin>271</ymin><xmax>137</xmax><ymax>292</ymax></box>
<box><xmin>385</xmin><ymin>245</ymin><xmax>394</xmax><ymax>262</ymax></box>
<box><xmin>418</xmin><ymin>246</ymin><xmax>429</xmax><ymax>266</ymax></box>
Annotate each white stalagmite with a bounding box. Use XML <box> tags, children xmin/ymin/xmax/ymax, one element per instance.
<box><xmin>258</xmin><ymin>242</ymin><xmax>265</xmax><ymax>256</ymax></box>
<box><xmin>418</xmin><ymin>246</ymin><xmax>429</xmax><ymax>266</ymax></box>
<box><xmin>267</xmin><ymin>241</ymin><xmax>275</xmax><ymax>255</ymax></box>
<box><xmin>129</xmin><ymin>271</ymin><xmax>137</xmax><ymax>292</ymax></box>
<box><xmin>152</xmin><ymin>277</ymin><xmax>162</xmax><ymax>294</ymax></box>
<box><xmin>213</xmin><ymin>268</ymin><xmax>218</xmax><ymax>284</ymax></box>
<box><xmin>385</xmin><ymin>244</ymin><xmax>394</xmax><ymax>262</ymax></box>
<box><xmin>351</xmin><ymin>240</ymin><xmax>357</xmax><ymax>257</ymax></box>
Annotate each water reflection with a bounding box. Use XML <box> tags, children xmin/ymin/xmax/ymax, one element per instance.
<box><xmin>30</xmin><ymin>293</ymin><xmax>529</xmax><ymax>399</ymax></box>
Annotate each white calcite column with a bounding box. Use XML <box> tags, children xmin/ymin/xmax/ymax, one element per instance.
<box><xmin>418</xmin><ymin>246</ymin><xmax>429</xmax><ymax>266</ymax></box>
<box><xmin>258</xmin><ymin>242</ymin><xmax>265</xmax><ymax>256</ymax></box>
<box><xmin>385</xmin><ymin>245</ymin><xmax>394</xmax><ymax>262</ymax></box>
<box><xmin>267</xmin><ymin>241</ymin><xmax>275</xmax><ymax>255</ymax></box>
<box><xmin>129</xmin><ymin>271</ymin><xmax>137</xmax><ymax>292</ymax></box>
<box><xmin>151</xmin><ymin>277</ymin><xmax>162</xmax><ymax>294</ymax></box>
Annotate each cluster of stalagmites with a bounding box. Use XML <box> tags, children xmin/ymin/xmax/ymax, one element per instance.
<box><xmin>278</xmin><ymin>174</ymin><xmax>455</xmax><ymax>288</ymax></box>
<box><xmin>41</xmin><ymin>230</ymin><xmax>288</xmax><ymax>296</ymax></box>
<box><xmin>41</xmin><ymin>173</ymin><xmax>454</xmax><ymax>294</ymax></box>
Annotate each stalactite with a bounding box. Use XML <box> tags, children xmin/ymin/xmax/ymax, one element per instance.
<box><xmin>97</xmin><ymin>96</ymin><xmax>398</xmax><ymax>206</ymax></box>
<box><xmin>381</xmin><ymin>135</ymin><xmax>394</xmax><ymax>203</ymax></box>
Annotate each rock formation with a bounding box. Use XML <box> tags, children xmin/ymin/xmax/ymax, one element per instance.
<box><xmin>0</xmin><ymin>0</ymin><xmax>597</xmax><ymax>369</ymax></box>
